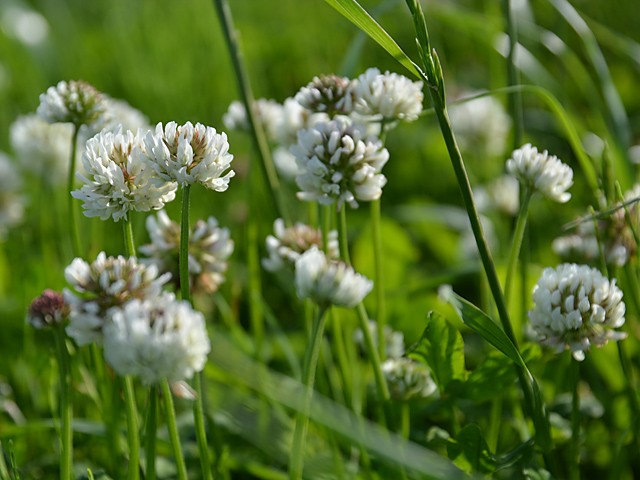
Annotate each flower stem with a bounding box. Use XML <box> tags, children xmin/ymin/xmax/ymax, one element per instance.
<box><xmin>371</xmin><ymin>199</ymin><xmax>386</xmax><ymax>359</ymax></box>
<box><xmin>145</xmin><ymin>387</ymin><xmax>158</xmax><ymax>480</ymax></box>
<box><xmin>338</xmin><ymin>206</ymin><xmax>351</xmax><ymax>265</ymax></box>
<box><xmin>570</xmin><ymin>358</ymin><xmax>581</xmax><ymax>480</ymax></box>
<box><xmin>289</xmin><ymin>306</ymin><xmax>328</xmax><ymax>480</ymax></box>
<box><xmin>504</xmin><ymin>188</ymin><xmax>533</xmax><ymax>306</ymax></box>
<box><xmin>161</xmin><ymin>380</ymin><xmax>188</xmax><ymax>480</ymax></box>
<box><xmin>67</xmin><ymin>124</ymin><xmax>82</xmax><ymax>258</ymax></box>
<box><xmin>178</xmin><ymin>184</ymin><xmax>213</xmax><ymax>480</ymax></box>
<box><xmin>123</xmin><ymin>218</ymin><xmax>136</xmax><ymax>257</ymax></box>
<box><xmin>123</xmin><ymin>376</ymin><xmax>140</xmax><ymax>480</ymax></box>
<box><xmin>356</xmin><ymin>303</ymin><xmax>390</xmax><ymax>408</ymax></box>
<box><xmin>55</xmin><ymin>328</ymin><xmax>73</xmax><ymax>480</ymax></box>
<box><xmin>211</xmin><ymin>0</ymin><xmax>289</xmax><ymax>223</ymax></box>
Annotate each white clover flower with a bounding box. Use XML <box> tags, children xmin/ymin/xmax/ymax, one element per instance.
<box><xmin>292</xmin><ymin>118</ymin><xmax>389</xmax><ymax>208</ymax></box>
<box><xmin>37</xmin><ymin>80</ymin><xmax>106</xmax><ymax>129</ymax></box>
<box><xmin>295</xmin><ymin>246</ymin><xmax>372</xmax><ymax>307</ymax></box>
<box><xmin>139</xmin><ymin>210</ymin><xmax>234</xmax><ymax>294</ymax></box>
<box><xmin>354</xmin><ymin>320</ymin><xmax>405</xmax><ymax>360</ymax></box>
<box><xmin>10</xmin><ymin>114</ymin><xmax>73</xmax><ymax>184</ymax></box>
<box><xmin>506</xmin><ymin>143</ymin><xmax>573</xmax><ymax>203</ymax></box>
<box><xmin>101</xmin><ymin>97</ymin><xmax>151</xmax><ymax>134</ymax></box>
<box><xmin>273</xmin><ymin>146</ymin><xmax>302</xmax><ymax>181</ymax></box>
<box><xmin>474</xmin><ymin>175</ymin><xmax>520</xmax><ymax>216</ymax></box>
<box><xmin>72</xmin><ymin>128</ymin><xmax>177</xmax><ymax>222</ymax></box>
<box><xmin>528</xmin><ymin>263</ymin><xmax>626</xmax><ymax>361</ymax></box>
<box><xmin>295</xmin><ymin>74</ymin><xmax>354</xmax><ymax>116</ymax></box>
<box><xmin>449</xmin><ymin>93</ymin><xmax>511</xmax><ymax>158</ymax></box>
<box><xmin>262</xmin><ymin>218</ymin><xmax>339</xmax><ymax>273</ymax></box>
<box><xmin>382</xmin><ymin>357</ymin><xmax>437</xmax><ymax>401</ymax></box>
<box><xmin>351</xmin><ymin>67</ymin><xmax>423</xmax><ymax>122</ymax></box>
<box><xmin>103</xmin><ymin>292</ymin><xmax>210</xmax><ymax>384</ymax></box>
<box><xmin>0</xmin><ymin>152</ymin><xmax>24</xmax><ymax>237</ymax></box>
<box><xmin>64</xmin><ymin>252</ymin><xmax>171</xmax><ymax>346</ymax></box>
<box><xmin>142</xmin><ymin>121</ymin><xmax>235</xmax><ymax>190</ymax></box>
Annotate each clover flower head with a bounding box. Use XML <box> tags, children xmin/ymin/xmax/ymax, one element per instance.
<box><xmin>103</xmin><ymin>292</ymin><xmax>210</xmax><ymax>384</ymax></box>
<box><xmin>64</xmin><ymin>252</ymin><xmax>171</xmax><ymax>345</ymax></box>
<box><xmin>37</xmin><ymin>80</ymin><xmax>106</xmax><ymax>128</ymax></box>
<box><xmin>292</xmin><ymin>117</ymin><xmax>389</xmax><ymax>208</ymax></box>
<box><xmin>295</xmin><ymin>74</ymin><xmax>354</xmax><ymax>116</ymax></box>
<box><xmin>142</xmin><ymin>121</ymin><xmax>235</xmax><ymax>190</ymax></box>
<box><xmin>295</xmin><ymin>246</ymin><xmax>372</xmax><ymax>307</ymax></box>
<box><xmin>27</xmin><ymin>289</ymin><xmax>69</xmax><ymax>329</ymax></box>
<box><xmin>72</xmin><ymin>127</ymin><xmax>177</xmax><ymax>222</ymax></box>
<box><xmin>262</xmin><ymin>218</ymin><xmax>339</xmax><ymax>273</ymax></box>
<box><xmin>528</xmin><ymin>263</ymin><xmax>626</xmax><ymax>361</ymax></box>
<box><xmin>354</xmin><ymin>320</ymin><xmax>405</xmax><ymax>360</ymax></box>
<box><xmin>10</xmin><ymin>114</ymin><xmax>73</xmax><ymax>184</ymax></box>
<box><xmin>0</xmin><ymin>152</ymin><xmax>24</xmax><ymax>237</ymax></box>
<box><xmin>139</xmin><ymin>210</ymin><xmax>234</xmax><ymax>294</ymax></box>
<box><xmin>474</xmin><ymin>175</ymin><xmax>520</xmax><ymax>216</ymax></box>
<box><xmin>351</xmin><ymin>67</ymin><xmax>424</xmax><ymax>122</ymax></box>
<box><xmin>506</xmin><ymin>143</ymin><xmax>573</xmax><ymax>203</ymax></box>
<box><xmin>382</xmin><ymin>357</ymin><xmax>437</xmax><ymax>401</ymax></box>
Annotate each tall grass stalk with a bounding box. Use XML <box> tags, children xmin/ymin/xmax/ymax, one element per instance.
<box><xmin>55</xmin><ymin>327</ymin><xmax>73</xmax><ymax>480</ymax></box>
<box><xmin>371</xmin><ymin>199</ymin><xmax>387</xmax><ymax>359</ymax></box>
<box><xmin>289</xmin><ymin>305</ymin><xmax>328</xmax><ymax>480</ymax></box>
<box><xmin>67</xmin><ymin>125</ymin><xmax>81</xmax><ymax>257</ymax></box>
<box><xmin>161</xmin><ymin>380</ymin><xmax>188</xmax><ymax>480</ymax></box>
<box><xmin>504</xmin><ymin>188</ymin><xmax>533</xmax><ymax>306</ymax></box>
<box><xmin>179</xmin><ymin>185</ymin><xmax>213</xmax><ymax>480</ymax></box>
<box><xmin>144</xmin><ymin>388</ymin><xmax>158</xmax><ymax>480</ymax></box>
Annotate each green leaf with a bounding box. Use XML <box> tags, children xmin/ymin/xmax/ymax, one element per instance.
<box><xmin>408</xmin><ymin>312</ymin><xmax>465</xmax><ymax>389</ymax></box>
<box><xmin>322</xmin><ymin>0</ymin><xmax>422</xmax><ymax>78</ymax></box>
<box><xmin>446</xmin><ymin>424</ymin><xmax>496</xmax><ymax>474</ymax></box>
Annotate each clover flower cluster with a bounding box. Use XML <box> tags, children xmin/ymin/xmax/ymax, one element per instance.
<box><xmin>295</xmin><ymin>246</ymin><xmax>372</xmax><ymax>308</ymax></box>
<box><xmin>140</xmin><ymin>210</ymin><xmax>234</xmax><ymax>294</ymax></box>
<box><xmin>63</xmin><ymin>252</ymin><xmax>210</xmax><ymax>383</ymax></box>
<box><xmin>553</xmin><ymin>185</ymin><xmax>640</xmax><ymax>267</ymax></box>
<box><xmin>506</xmin><ymin>143</ymin><xmax>573</xmax><ymax>203</ymax></box>
<box><xmin>37</xmin><ymin>80</ymin><xmax>106</xmax><ymax>130</ymax></box>
<box><xmin>528</xmin><ymin>263</ymin><xmax>626</xmax><ymax>361</ymax></box>
<box><xmin>382</xmin><ymin>357</ymin><xmax>437</xmax><ymax>401</ymax></box>
<box><xmin>474</xmin><ymin>174</ymin><xmax>520</xmax><ymax>217</ymax></box>
<box><xmin>27</xmin><ymin>290</ymin><xmax>69</xmax><ymax>329</ymax></box>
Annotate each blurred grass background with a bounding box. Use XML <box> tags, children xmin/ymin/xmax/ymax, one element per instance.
<box><xmin>1</xmin><ymin>0</ymin><xmax>640</xmax><ymax>477</ymax></box>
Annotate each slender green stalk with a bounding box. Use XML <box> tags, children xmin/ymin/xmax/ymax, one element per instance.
<box><xmin>338</xmin><ymin>207</ymin><xmax>351</xmax><ymax>265</ymax></box>
<box><xmin>211</xmin><ymin>0</ymin><xmax>289</xmax><ymax>222</ymax></box>
<box><xmin>570</xmin><ymin>358</ymin><xmax>581</xmax><ymax>480</ymax></box>
<box><xmin>123</xmin><ymin>376</ymin><xmax>141</xmax><ymax>480</ymax></box>
<box><xmin>55</xmin><ymin>328</ymin><xmax>73</xmax><ymax>480</ymax></box>
<box><xmin>371</xmin><ymin>199</ymin><xmax>387</xmax><ymax>359</ymax></box>
<box><xmin>617</xmin><ymin>341</ymin><xmax>640</xmax><ymax>434</ymax></box>
<box><xmin>123</xmin><ymin>218</ymin><xmax>136</xmax><ymax>257</ymax></box>
<box><xmin>248</xmin><ymin>220</ymin><xmax>265</xmax><ymax>360</ymax></box>
<box><xmin>356</xmin><ymin>303</ymin><xmax>390</xmax><ymax>405</ymax></box>
<box><xmin>400</xmin><ymin>403</ymin><xmax>410</xmax><ymax>439</ymax></box>
<box><xmin>178</xmin><ymin>184</ymin><xmax>213</xmax><ymax>480</ymax></box>
<box><xmin>161</xmin><ymin>380</ymin><xmax>188</xmax><ymax>480</ymax></box>
<box><xmin>67</xmin><ymin>125</ymin><xmax>82</xmax><ymax>257</ymax></box>
<box><xmin>289</xmin><ymin>306</ymin><xmax>328</xmax><ymax>480</ymax></box>
<box><xmin>501</xmin><ymin>0</ymin><xmax>523</xmax><ymax>148</ymax></box>
<box><xmin>145</xmin><ymin>387</ymin><xmax>158</xmax><ymax>480</ymax></box>
<box><xmin>504</xmin><ymin>188</ymin><xmax>533</xmax><ymax>306</ymax></box>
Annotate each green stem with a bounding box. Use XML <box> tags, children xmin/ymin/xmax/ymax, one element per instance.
<box><xmin>617</xmin><ymin>341</ymin><xmax>640</xmax><ymax>432</ymax></box>
<box><xmin>487</xmin><ymin>397</ymin><xmax>502</xmax><ymax>453</ymax></box>
<box><xmin>67</xmin><ymin>125</ymin><xmax>82</xmax><ymax>258</ymax></box>
<box><xmin>501</xmin><ymin>0</ymin><xmax>524</xmax><ymax>148</ymax></box>
<box><xmin>211</xmin><ymin>0</ymin><xmax>289</xmax><ymax>222</ymax></box>
<box><xmin>193</xmin><ymin>372</ymin><xmax>213</xmax><ymax>480</ymax></box>
<box><xmin>161</xmin><ymin>380</ymin><xmax>188</xmax><ymax>480</ymax></box>
<box><xmin>123</xmin><ymin>376</ymin><xmax>140</xmax><ymax>480</ymax></box>
<box><xmin>55</xmin><ymin>328</ymin><xmax>73</xmax><ymax>480</ymax></box>
<box><xmin>123</xmin><ymin>218</ymin><xmax>136</xmax><ymax>257</ymax></box>
<box><xmin>145</xmin><ymin>387</ymin><xmax>157</xmax><ymax>480</ymax></box>
<box><xmin>371</xmin><ymin>199</ymin><xmax>386</xmax><ymax>359</ymax></box>
<box><xmin>504</xmin><ymin>188</ymin><xmax>533</xmax><ymax>306</ymax></box>
<box><xmin>400</xmin><ymin>403</ymin><xmax>410</xmax><ymax>440</ymax></box>
<box><xmin>570</xmin><ymin>358</ymin><xmax>581</xmax><ymax>480</ymax></box>
<box><xmin>180</xmin><ymin>185</ymin><xmax>191</xmax><ymax>303</ymax></box>
<box><xmin>338</xmin><ymin>207</ymin><xmax>351</xmax><ymax>265</ymax></box>
<box><xmin>356</xmin><ymin>303</ymin><xmax>390</xmax><ymax>406</ymax></box>
<box><xmin>289</xmin><ymin>306</ymin><xmax>328</xmax><ymax>480</ymax></box>
<box><xmin>248</xmin><ymin>220</ymin><xmax>265</xmax><ymax>360</ymax></box>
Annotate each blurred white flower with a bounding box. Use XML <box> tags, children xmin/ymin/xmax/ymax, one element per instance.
<box><xmin>354</xmin><ymin>320</ymin><xmax>405</xmax><ymax>360</ymax></box>
<box><xmin>103</xmin><ymin>292</ymin><xmax>210</xmax><ymax>384</ymax></box>
<box><xmin>528</xmin><ymin>263</ymin><xmax>626</xmax><ymax>361</ymax></box>
<box><xmin>101</xmin><ymin>97</ymin><xmax>151</xmax><ymax>134</ymax></box>
<box><xmin>72</xmin><ymin>128</ymin><xmax>177</xmax><ymax>222</ymax></box>
<box><xmin>295</xmin><ymin>74</ymin><xmax>353</xmax><ymax>116</ymax></box>
<box><xmin>382</xmin><ymin>357</ymin><xmax>437</xmax><ymax>401</ymax></box>
<box><xmin>292</xmin><ymin>117</ymin><xmax>389</xmax><ymax>208</ymax></box>
<box><xmin>10</xmin><ymin>114</ymin><xmax>73</xmax><ymax>184</ymax></box>
<box><xmin>263</xmin><ymin>218</ymin><xmax>339</xmax><ymax>273</ymax></box>
<box><xmin>0</xmin><ymin>152</ymin><xmax>24</xmax><ymax>237</ymax></box>
<box><xmin>142</xmin><ymin>121</ymin><xmax>235</xmax><ymax>190</ymax></box>
<box><xmin>351</xmin><ymin>67</ymin><xmax>423</xmax><ymax>122</ymax></box>
<box><xmin>295</xmin><ymin>246</ymin><xmax>372</xmax><ymax>307</ymax></box>
<box><xmin>449</xmin><ymin>93</ymin><xmax>511</xmax><ymax>158</ymax></box>
<box><xmin>474</xmin><ymin>175</ymin><xmax>520</xmax><ymax>216</ymax></box>
<box><xmin>64</xmin><ymin>252</ymin><xmax>171</xmax><ymax>346</ymax></box>
<box><xmin>506</xmin><ymin>143</ymin><xmax>573</xmax><ymax>203</ymax></box>
<box><xmin>37</xmin><ymin>80</ymin><xmax>106</xmax><ymax>129</ymax></box>
<box><xmin>1</xmin><ymin>6</ymin><xmax>49</xmax><ymax>47</ymax></box>
<box><xmin>273</xmin><ymin>146</ymin><xmax>301</xmax><ymax>181</ymax></box>
<box><xmin>140</xmin><ymin>210</ymin><xmax>233</xmax><ymax>294</ymax></box>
